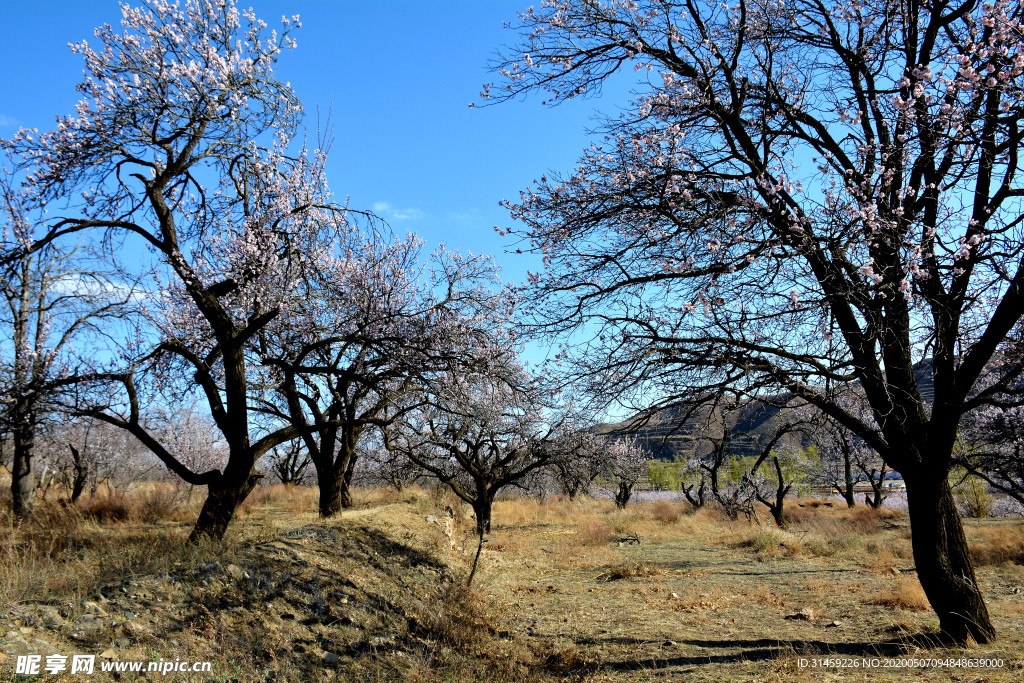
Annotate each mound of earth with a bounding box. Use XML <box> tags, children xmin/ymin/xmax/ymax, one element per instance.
<box><xmin>0</xmin><ymin>503</ymin><xmax>506</xmax><ymax>681</ymax></box>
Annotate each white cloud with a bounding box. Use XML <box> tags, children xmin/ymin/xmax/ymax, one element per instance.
<box><xmin>0</xmin><ymin>115</ymin><xmax>19</xmax><ymax>127</ymax></box>
<box><xmin>372</xmin><ymin>201</ymin><xmax>424</xmax><ymax>221</ymax></box>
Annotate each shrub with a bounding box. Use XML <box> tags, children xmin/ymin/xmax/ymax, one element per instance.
<box><xmin>871</xmin><ymin>576</ymin><xmax>931</xmax><ymax>611</ymax></box>
<box><xmin>652</xmin><ymin>500</ymin><xmax>681</xmax><ymax>524</ymax></box>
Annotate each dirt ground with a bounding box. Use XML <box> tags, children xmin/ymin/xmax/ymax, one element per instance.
<box><xmin>1</xmin><ymin>488</ymin><xmax>1022</xmax><ymax>682</ymax></box>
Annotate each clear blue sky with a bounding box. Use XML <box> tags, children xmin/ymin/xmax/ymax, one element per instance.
<box><xmin>0</xmin><ymin>1</ymin><xmax>628</xmax><ymax>291</ymax></box>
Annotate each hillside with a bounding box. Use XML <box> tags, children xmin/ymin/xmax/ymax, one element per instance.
<box><xmin>596</xmin><ymin>360</ymin><xmax>937</xmax><ymax>461</ymax></box>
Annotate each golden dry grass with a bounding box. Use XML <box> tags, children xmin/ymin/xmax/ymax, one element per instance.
<box><xmin>870</xmin><ymin>576</ymin><xmax>933</xmax><ymax>611</ymax></box>
<box><xmin>1</xmin><ymin>486</ymin><xmax>1022</xmax><ymax>682</ymax></box>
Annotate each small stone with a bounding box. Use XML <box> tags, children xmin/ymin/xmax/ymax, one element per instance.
<box><xmin>18</xmin><ymin>627</ymin><xmax>33</xmax><ymax>634</ymax></box>
<box><xmin>1012</xmin><ymin>587</ymin><xmax>1021</xmax><ymax>595</ymax></box>
<box><xmin>38</xmin><ymin>607</ymin><xmax>65</xmax><ymax>628</ymax></box>
<box><xmin>85</xmin><ymin>601</ymin><xmax>108</xmax><ymax>617</ymax></box>
<box><xmin>322</xmin><ymin>651</ymin><xmax>340</xmax><ymax>664</ymax></box>
<box><xmin>225</xmin><ymin>564</ymin><xmax>244</xmax><ymax>580</ymax></box>
<box><xmin>426</xmin><ymin>516</ymin><xmax>436</xmax><ymax>524</ymax></box>
<box><xmin>670</xmin><ymin>592</ymin><xmax>680</xmax><ymax>599</ymax></box>
<box><xmin>827</xmin><ymin>620</ymin><xmax>843</xmax><ymax>627</ymax></box>
<box><xmin>99</xmin><ymin>649</ymin><xmax>116</xmax><ymax>659</ymax></box>
<box><xmin>92</xmin><ymin>594</ymin><xmax>108</xmax><ymax>603</ymax></box>
<box><xmin>890</xmin><ymin>567</ymin><xmax>901</xmax><ymax>575</ymax></box>
<box><xmin>784</xmin><ymin>608</ymin><xmax>815</xmax><ymax>621</ymax></box>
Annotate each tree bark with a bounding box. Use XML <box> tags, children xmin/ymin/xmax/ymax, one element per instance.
<box><xmin>841</xmin><ymin>451</ymin><xmax>856</xmax><ymax>508</ymax></box>
<box><xmin>614</xmin><ymin>481</ymin><xmax>633</xmax><ymax>509</ymax></box>
<box><xmin>316</xmin><ymin>433</ymin><xmax>359</xmax><ymax>517</ymax></box>
<box><xmin>69</xmin><ymin>444</ymin><xmax>87</xmax><ymax>503</ymax></box>
<box><xmin>11</xmin><ymin>404</ymin><xmax>36</xmax><ymax>518</ymax></box>
<box><xmin>187</xmin><ymin>472</ymin><xmax>259</xmax><ymax>543</ymax></box>
<box><xmin>318</xmin><ymin>472</ymin><xmax>344</xmax><ymax>518</ymax></box>
<box><xmin>905</xmin><ymin>470</ymin><xmax>995</xmax><ymax>643</ymax></box>
<box><xmin>473</xmin><ymin>498</ymin><xmax>492</xmax><ymax>535</ymax></box>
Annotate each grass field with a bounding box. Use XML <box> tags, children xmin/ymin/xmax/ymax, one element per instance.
<box><xmin>1</xmin><ymin>485</ymin><xmax>1022</xmax><ymax>681</ymax></box>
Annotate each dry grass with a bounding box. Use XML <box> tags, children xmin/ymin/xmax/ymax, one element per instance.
<box><xmin>2</xmin><ymin>485</ymin><xmax>1023</xmax><ymax>682</ymax></box>
<box><xmin>596</xmin><ymin>559</ymin><xmax>664</xmax><ymax>582</ymax></box>
<box><xmin>734</xmin><ymin>524</ymin><xmax>803</xmax><ymax>559</ymax></box>
<box><xmin>239</xmin><ymin>483</ymin><xmax>318</xmax><ymax>516</ymax></box>
<box><xmin>651</xmin><ymin>499</ymin><xmax>683</xmax><ymax>523</ymax></box>
<box><xmin>870</xmin><ymin>576</ymin><xmax>932</xmax><ymax>611</ymax></box>
<box><xmin>968</xmin><ymin>523</ymin><xmax>1024</xmax><ymax>566</ymax></box>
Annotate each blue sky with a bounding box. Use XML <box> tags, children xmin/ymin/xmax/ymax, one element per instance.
<box><xmin>0</xmin><ymin>1</ymin><xmax>628</xmax><ymax>292</ymax></box>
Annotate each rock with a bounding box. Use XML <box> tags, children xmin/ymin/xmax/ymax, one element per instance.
<box><xmin>322</xmin><ymin>651</ymin><xmax>340</xmax><ymax>664</ymax></box>
<box><xmin>99</xmin><ymin>649</ymin><xmax>116</xmax><ymax>659</ymax></box>
<box><xmin>670</xmin><ymin>592</ymin><xmax>680</xmax><ymax>599</ymax></box>
<box><xmin>38</xmin><ymin>607</ymin><xmax>66</xmax><ymax>628</ymax></box>
<box><xmin>91</xmin><ymin>593</ymin><xmax>108</xmax><ymax>603</ymax></box>
<box><xmin>426</xmin><ymin>516</ymin><xmax>436</xmax><ymax>524</ymax></box>
<box><xmin>784</xmin><ymin>608</ymin><xmax>815</xmax><ymax>621</ymax></box>
<box><xmin>890</xmin><ymin>567</ymin><xmax>901</xmax><ymax>575</ymax></box>
<box><xmin>827</xmin><ymin>620</ymin><xmax>843</xmax><ymax>628</ymax></box>
<box><xmin>18</xmin><ymin>627</ymin><xmax>33</xmax><ymax>635</ymax></box>
<box><xmin>122</xmin><ymin>621</ymin><xmax>149</xmax><ymax>637</ymax></box>
<box><xmin>225</xmin><ymin>564</ymin><xmax>244</xmax><ymax>580</ymax></box>
<box><xmin>85</xmin><ymin>601</ymin><xmax>108</xmax><ymax>617</ymax></box>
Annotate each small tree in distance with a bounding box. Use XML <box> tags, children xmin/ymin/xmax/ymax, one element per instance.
<box><xmin>606</xmin><ymin>435</ymin><xmax>647</xmax><ymax>508</ymax></box>
<box><xmin>383</xmin><ymin>356</ymin><xmax>562</xmax><ymax>586</ymax></box>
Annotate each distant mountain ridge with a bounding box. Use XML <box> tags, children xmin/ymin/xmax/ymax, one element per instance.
<box><xmin>595</xmin><ymin>359</ymin><xmax>937</xmax><ymax>461</ymax></box>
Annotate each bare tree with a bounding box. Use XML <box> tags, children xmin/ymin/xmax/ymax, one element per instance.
<box><xmin>0</xmin><ymin>168</ymin><xmax>132</xmax><ymax>516</ymax></box>
<box><xmin>263</xmin><ymin>440</ymin><xmax>313</xmax><ymax>486</ymax></box>
<box><xmin>549</xmin><ymin>428</ymin><xmax>607</xmax><ymax>499</ymax></box>
<box><xmin>383</xmin><ymin>358</ymin><xmax>561</xmax><ymax>585</ymax></box>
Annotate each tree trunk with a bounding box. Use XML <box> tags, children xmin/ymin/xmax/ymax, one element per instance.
<box><xmin>317</xmin><ymin>441</ymin><xmax>357</xmax><ymax>517</ymax></box>
<box><xmin>614</xmin><ymin>481</ymin><xmax>632</xmax><ymax>509</ymax></box>
<box><xmin>473</xmin><ymin>499</ymin><xmax>492</xmax><ymax>535</ymax></box>
<box><xmin>340</xmin><ymin>449</ymin><xmax>359</xmax><ymax>509</ymax></box>
<box><xmin>841</xmin><ymin>453</ymin><xmax>856</xmax><ymax>508</ymax></box>
<box><xmin>11</xmin><ymin>406</ymin><xmax>36</xmax><ymax>518</ymax></box>
<box><xmin>905</xmin><ymin>471</ymin><xmax>995</xmax><ymax>643</ymax></box>
<box><xmin>188</xmin><ymin>473</ymin><xmax>259</xmax><ymax>543</ymax></box>
<box><xmin>319</xmin><ymin>473</ymin><xmax>344</xmax><ymax>517</ymax></box>
<box><xmin>69</xmin><ymin>444</ymin><xmax>87</xmax><ymax>503</ymax></box>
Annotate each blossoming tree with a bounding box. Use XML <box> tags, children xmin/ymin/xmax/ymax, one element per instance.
<box><xmin>257</xmin><ymin>226</ymin><xmax>516</xmax><ymax>516</ymax></box>
<box><xmin>486</xmin><ymin>0</ymin><xmax>1024</xmax><ymax>641</ymax></box>
<box><xmin>2</xmin><ymin>0</ymin><xmax>345</xmax><ymax>540</ymax></box>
